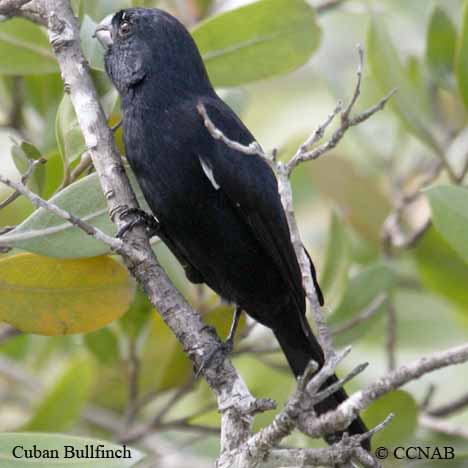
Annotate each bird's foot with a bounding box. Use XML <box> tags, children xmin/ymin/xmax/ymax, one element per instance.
<box><xmin>195</xmin><ymin>337</ymin><xmax>235</xmax><ymax>379</ymax></box>
<box><xmin>116</xmin><ymin>207</ymin><xmax>160</xmax><ymax>239</ymax></box>
<box><xmin>195</xmin><ymin>306</ymin><xmax>242</xmax><ymax>379</ymax></box>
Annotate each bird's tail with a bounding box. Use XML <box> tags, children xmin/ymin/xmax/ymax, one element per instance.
<box><xmin>273</xmin><ymin>317</ymin><xmax>370</xmax><ymax>450</ymax></box>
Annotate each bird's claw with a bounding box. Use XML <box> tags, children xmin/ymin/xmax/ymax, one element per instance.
<box><xmin>195</xmin><ymin>306</ymin><xmax>242</xmax><ymax>378</ymax></box>
<box><xmin>195</xmin><ymin>337</ymin><xmax>235</xmax><ymax>379</ymax></box>
<box><xmin>116</xmin><ymin>207</ymin><xmax>160</xmax><ymax>239</ymax></box>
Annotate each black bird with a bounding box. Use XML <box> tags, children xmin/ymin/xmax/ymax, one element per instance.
<box><xmin>96</xmin><ymin>8</ymin><xmax>369</xmax><ymax>448</ymax></box>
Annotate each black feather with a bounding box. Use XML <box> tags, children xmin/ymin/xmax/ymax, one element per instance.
<box><xmin>103</xmin><ymin>7</ymin><xmax>369</xmax><ymax>449</ymax></box>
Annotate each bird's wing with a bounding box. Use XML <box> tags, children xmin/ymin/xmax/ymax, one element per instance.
<box><xmin>195</xmin><ymin>98</ymin><xmax>323</xmax><ymax>320</ymax></box>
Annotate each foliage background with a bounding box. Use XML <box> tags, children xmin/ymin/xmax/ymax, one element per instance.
<box><xmin>0</xmin><ymin>0</ymin><xmax>467</xmax><ymax>466</ymax></box>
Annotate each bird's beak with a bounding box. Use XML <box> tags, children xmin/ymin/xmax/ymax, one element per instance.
<box><xmin>94</xmin><ymin>14</ymin><xmax>114</xmax><ymax>48</ymax></box>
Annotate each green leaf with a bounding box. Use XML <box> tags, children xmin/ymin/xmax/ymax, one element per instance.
<box><xmin>25</xmin><ymin>358</ymin><xmax>94</xmax><ymax>431</ymax></box>
<box><xmin>0</xmin><ymin>171</ymin><xmax>151</xmax><ymax>258</ymax></box>
<box><xmin>406</xmin><ymin>55</ymin><xmax>424</xmax><ymax>89</ymax></box>
<box><xmin>0</xmin><ymin>19</ymin><xmax>58</xmax><ymax>75</ymax></box>
<box><xmin>41</xmin><ymin>151</ymin><xmax>66</xmax><ymax>199</ymax></box>
<box><xmin>236</xmin><ymin>355</ymin><xmax>292</xmax><ymax>431</ymax></box>
<box><xmin>192</xmin><ymin>0</ymin><xmax>321</xmax><ymax>87</ymax></box>
<box><xmin>80</xmin><ymin>15</ymin><xmax>105</xmax><ymax>71</ymax></box>
<box><xmin>139</xmin><ymin>313</ymin><xmax>192</xmax><ymax>394</ymax></box>
<box><xmin>0</xmin><ymin>254</ymin><xmax>135</xmax><ymax>335</ymax></box>
<box><xmin>24</xmin><ymin>74</ymin><xmax>64</xmax><ymax>152</ymax></box>
<box><xmin>0</xmin><ymin>432</ymin><xmax>144</xmax><ymax>467</ymax></box>
<box><xmin>119</xmin><ymin>288</ymin><xmax>153</xmax><ymax>339</ymax></box>
<box><xmin>328</xmin><ymin>263</ymin><xmax>397</xmax><ymax>346</ymax></box>
<box><xmin>55</xmin><ymin>94</ymin><xmax>87</xmax><ymax>165</ymax></box>
<box><xmin>362</xmin><ymin>390</ymin><xmax>418</xmax><ymax>447</ymax></box>
<box><xmin>0</xmin><ymin>333</ymin><xmax>29</xmax><ymax>360</ymax></box>
<box><xmin>426</xmin><ymin>185</ymin><xmax>468</xmax><ymax>265</ymax></box>
<box><xmin>367</xmin><ymin>15</ymin><xmax>439</xmax><ymax>150</ymax></box>
<box><xmin>456</xmin><ymin>0</ymin><xmax>468</xmax><ymax>109</ymax></box>
<box><xmin>319</xmin><ymin>210</ymin><xmax>350</xmax><ymax>303</ymax></box>
<box><xmin>414</xmin><ymin>227</ymin><xmax>468</xmax><ymax>313</ymax></box>
<box><xmin>426</xmin><ymin>6</ymin><xmax>457</xmax><ymax>88</ymax></box>
<box><xmin>85</xmin><ymin>327</ymin><xmax>120</xmax><ymax>364</ymax></box>
<box><xmin>11</xmin><ymin>141</ymin><xmax>46</xmax><ymax>196</ymax></box>
<box><xmin>24</xmin><ymin>73</ymin><xmax>63</xmax><ymax>120</ymax></box>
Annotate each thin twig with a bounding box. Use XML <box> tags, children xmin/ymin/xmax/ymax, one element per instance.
<box><xmin>197</xmin><ymin>102</ymin><xmax>266</xmax><ymax>158</ymax></box>
<box><xmin>122</xmin><ymin>402</ymin><xmax>221</xmax><ymax>443</ymax></box>
<box><xmin>286</xmin><ymin>45</ymin><xmax>394</xmax><ymax>175</ymax></box>
<box><xmin>111</xmin><ymin>119</ymin><xmax>122</xmax><ymax>132</ymax></box>
<box><xmin>297</xmin><ymin>343</ymin><xmax>468</xmax><ymax>439</ymax></box>
<box><xmin>315</xmin><ymin>0</ymin><xmax>347</xmax><ymax>14</ymax></box>
<box><xmin>198</xmin><ymin>47</ymin><xmax>394</xmax><ymax>363</ymax></box>
<box><xmin>385</xmin><ymin>296</ymin><xmax>397</xmax><ymax>371</ymax></box>
<box><xmin>0</xmin><ymin>157</ymin><xmax>46</xmax><ymax>210</ymax></box>
<box><xmin>420</xmin><ymin>384</ymin><xmax>436</xmax><ymax>411</ymax></box>
<box><xmin>381</xmin><ymin>159</ymin><xmax>442</xmax><ymax>254</ymax></box>
<box><xmin>420</xmin><ymin>414</ymin><xmax>468</xmax><ymax>441</ymax></box>
<box><xmin>152</xmin><ymin>380</ymin><xmax>197</xmax><ymax>425</ymax></box>
<box><xmin>68</xmin><ymin>151</ymin><xmax>93</xmax><ymax>184</ymax></box>
<box><xmin>286</xmin><ymin>88</ymin><xmax>396</xmax><ymax>174</ymax></box>
<box><xmin>125</xmin><ymin>337</ymin><xmax>140</xmax><ymax>426</ymax></box>
<box><xmin>331</xmin><ymin>294</ymin><xmax>387</xmax><ymax>335</ymax></box>
<box><xmin>427</xmin><ymin>390</ymin><xmax>468</xmax><ymax>418</ymax></box>
<box><xmin>241</xmin><ymin>415</ymin><xmax>392</xmax><ymax>468</ymax></box>
<box><xmin>0</xmin><ymin>325</ymin><xmax>22</xmax><ymax>345</ymax></box>
<box><xmin>0</xmin><ymin>172</ymin><xmax>124</xmax><ymax>252</ymax></box>
<box><xmin>314</xmin><ymin>363</ymin><xmax>369</xmax><ymax>404</ymax></box>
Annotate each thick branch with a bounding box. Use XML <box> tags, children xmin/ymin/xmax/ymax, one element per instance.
<box><xmin>0</xmin><ymin>0</ymin><xmax>47</xmax><ymax>24</ymax></box>
<box><xmin>0</xmin><ymin>0</ymin><xmax>31</xmax><ymax>15</ymax></box>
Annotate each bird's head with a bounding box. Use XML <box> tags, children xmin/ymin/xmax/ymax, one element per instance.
<box><xmin>95</xmin><ymin>8</ymin><xmax>211</xmax><ymax>97</ymax></box>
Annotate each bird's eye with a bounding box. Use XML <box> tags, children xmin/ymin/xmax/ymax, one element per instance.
<box><xmin>119</xmin><ymin>21</ymin><xmax>131</xmax><ymax>37</ymax></box>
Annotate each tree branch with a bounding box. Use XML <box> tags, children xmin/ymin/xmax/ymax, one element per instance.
<box><xmin>286</xmin><ymin>45</ymin><xmax>395</xmax><ymax>175</ymax></box>
<box><xmin>0</xmin><ymin>0</ymin><xmax>31</xmax><ymax>15</ymax></box>
<box><xmin>7</xmin><ymin>4</ymin><xmax>466</xmax><ymax>467</ymax></box>
<box><xmin>198</xmin><ymin>45</ymin><xmax>394</xmax><ymax>364</ymax></box>
<box><xmin>0</xmin><ymin>0</ymin><xmax>47</xmax><ymax>24</ymax></box>
<box><xmin>36</xmin><ymin>0</ymin><xmax>273</xmax><ymax>456</ymax></box>
<box><xmin>297</xmin><ymin>343</ymin><xmax>468</xmax><ymax>438</ymax></box>
<box><xmin>0</xmin><ymin>172</ymin><xmax>124</xmax><ymax>251</ymax></box>
<box><xmin>385</xmin><ymin>296</ymin><xmax>397</xmax><ymax>371</ymax></box>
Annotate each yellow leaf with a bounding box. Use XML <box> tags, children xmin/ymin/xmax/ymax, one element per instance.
<box><xmin>0</xmin><ymin>253</ymin><xmax>135</xmax><ymax>335</ymax></box>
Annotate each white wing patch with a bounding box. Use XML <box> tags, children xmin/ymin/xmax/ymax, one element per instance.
<box><xmin>198</xmin><ymin>156</ymin><xmax>220</xmax><ymax>190</ymax></box>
